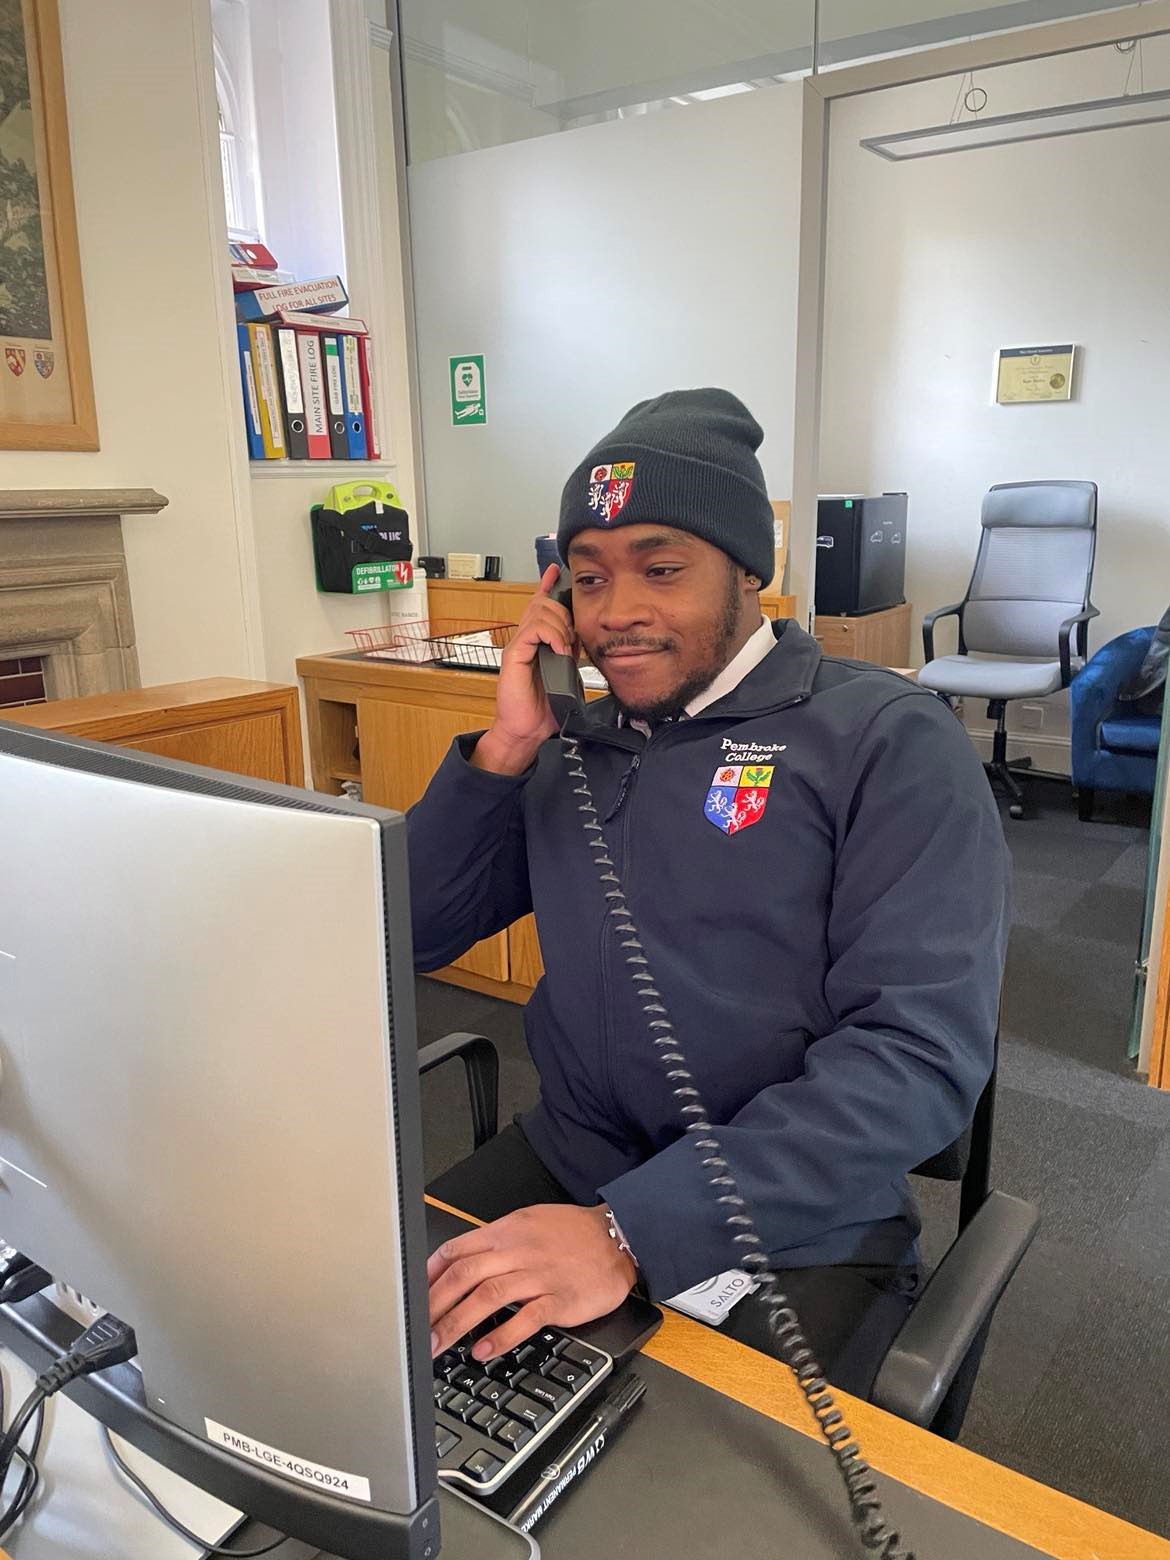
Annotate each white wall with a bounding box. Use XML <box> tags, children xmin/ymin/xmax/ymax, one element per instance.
<box><xmin>820</xmin><ymin>46</ymin><xmax>1170</xmax><ymax>763</ymax></box>
<box><xmin>0</xmin><ymin>0</ymin><xmax>256</xmax><ymax>686</ymax></box>
<box><xmin>409</xmin><ymin>82</ymin><xmax>805</xmax><ymax>581</ymax></box>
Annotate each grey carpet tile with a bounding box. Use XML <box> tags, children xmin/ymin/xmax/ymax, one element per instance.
<box><xmin>1001</xmin><ymin>826</ymin><xmax>1130</xmax><ymax>884</ymax></box>
<box><xmin>1109</xmin><ymin>1132</ymin><xmax>1170</xmax><ymax>1282</ymax></box>
<box><xmin>958</xmin><ymin>1235</ymin><xmax>1106</xmax><ymax>1457</ymax></box>
<box><xmin>1100</xmin><ymin>840</ymin><xmax>1153</xmax><ymax>892</ymax></box>
<box><xmin>1002</xmin><ymin>927</ymin><xmax>1137</xmax><ymax>1074</ymax></box>
<box><xmin>986</xmin><ymin>1086</ymin><xmax>1163</xmax><ymax>1247</ymax></box>
<box><xmin>1007</xmin><ymin>869</ymin><xmax>1093</xmax><ymax>932</ymax></box>
<box><xmin>997</xmin><ymin>1260</ymin><xmax>1170</xmax><ymax>1535</ymax></box>
<box><xmin>1056</xmin><ymin>879</ymin><xmax>1145</xmax><ymax>948</ymax></box>
<box><xmin>996</xmin><ymin>1038</ymin><xmax>1170</xmax><ymax>1128</ymax></box>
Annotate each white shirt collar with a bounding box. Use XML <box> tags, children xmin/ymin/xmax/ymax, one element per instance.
<box><xmin>618</xmin><ymin>616</ymin><xmax>776</xmax><ymax>730</ymax></box>
<box><xmin>684</xmin><ymin>615</ymin><xmax>776</xmax><ymax>717</ymax></box>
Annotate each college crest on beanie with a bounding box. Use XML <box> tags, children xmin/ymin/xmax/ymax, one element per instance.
<box><xmin>585</xmin><ymin>461</ymin><xmax>637</xmax><ymax>524</ymax></box>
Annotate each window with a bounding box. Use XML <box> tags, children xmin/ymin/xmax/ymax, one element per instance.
<box><xmin>211</xmin><ymin>7</ymin><xmax>263</xmax><ymax>240</ymax></box>
<box><xmin>217</xmin><ymin>100</ymin><xmax>244</xmax><ymax>233</ymax></box>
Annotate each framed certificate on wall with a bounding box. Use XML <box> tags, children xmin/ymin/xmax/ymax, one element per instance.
<box><xmin>996</xmin><ymin>344</ymin><xmax>1076</xmax><ymax>405</ymax></box>
<box><xmin>0</xmin><ymin>0</ymin><xmax>98</xmax><ymax>450</ymax></box>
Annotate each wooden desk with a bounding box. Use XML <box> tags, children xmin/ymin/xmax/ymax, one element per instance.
<box><xmin>426</xmin><ymin>1196</ymin><xmax>1168</xmax><ymax>1559</ymax></box>
<box><xmin>1</xmin><ymin>678</ymin><xmax>304</xmax><ymax>787</ymax></box>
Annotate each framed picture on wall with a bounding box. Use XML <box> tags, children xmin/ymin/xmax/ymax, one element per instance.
<box><xmin>0</xmin><ymin>0</ymin><xmax>97</xmax><ymax>450</ymax></box>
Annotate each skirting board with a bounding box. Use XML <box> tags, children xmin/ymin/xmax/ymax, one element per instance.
<box><xmin>963</xmin><ymin>725</ymin><xmax>1072</xmax><ymax>778</ymax></box>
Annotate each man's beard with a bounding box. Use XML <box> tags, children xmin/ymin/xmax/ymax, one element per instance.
<box><xmin>607</xmin><ymin>566</ymin><xmax>743</xmax><ymax>724</ymax></box>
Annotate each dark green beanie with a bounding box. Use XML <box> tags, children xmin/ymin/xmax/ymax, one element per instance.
<box><xmin>557</xmin><ymin>387</ymin><xmax>775</xmax><ymax>586</ymax></box>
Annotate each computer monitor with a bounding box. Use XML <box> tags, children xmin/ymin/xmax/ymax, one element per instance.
<box><xmin>0</xmin><ymin>721</ymin><xmax>437</xmax><ymax>1555</ymax></box>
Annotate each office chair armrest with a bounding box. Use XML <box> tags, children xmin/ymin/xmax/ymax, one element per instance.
<box><xmin>869</xmin><ymin>1192</ymin><xmax>1038</xmax><ymax>1429</ymax></box>
<box><xmin>922</xmin><ymin>602</ymin><xmax>964</xmax><ymax>664</ymax></box>
<box><xmin>417</xmin><ymin>1032</ymin><xmax>500</xmax><ymax>1150</ymax></box>
<box><xmin>1059</xmin><ymin>606</ymin><xmax>1100</xmax><ymax>686</ymax></box>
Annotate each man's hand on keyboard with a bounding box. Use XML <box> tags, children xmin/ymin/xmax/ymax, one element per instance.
<box><xmin>428</xmin><ymin>1204</ymin><xmax>637</xmax><ymax>1363</ymax></box>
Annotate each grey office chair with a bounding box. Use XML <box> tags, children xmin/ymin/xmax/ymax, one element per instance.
<box><xmin>918</xmin><ymin>480</ymin><xmax>1099</xmax><ymax>819</ymax></box>
<box><xmin>421</xmin><ymin>1030</ymin><xmax>1038</xmax><ymax>1441</ymax></box>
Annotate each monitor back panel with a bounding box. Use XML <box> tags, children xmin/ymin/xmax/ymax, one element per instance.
<box><xmin>0</xmin><ymin>748</ymin><xmax>426</xmax><ymax>1515</ymax></box>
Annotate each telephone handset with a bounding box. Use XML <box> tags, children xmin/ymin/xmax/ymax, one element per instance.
<box><xmin>537</xmin><ymin>566</ymin><xmax>587</xmax><ymax>725</ymax></box>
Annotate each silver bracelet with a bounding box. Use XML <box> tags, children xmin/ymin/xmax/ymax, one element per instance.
<box><xmin>603</xmin><ymin>1207</ymin><xmax>637</xmax><ymax>1267</ymax></box>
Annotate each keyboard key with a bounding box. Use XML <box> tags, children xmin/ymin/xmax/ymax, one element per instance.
<box><xmin>451</xmin><ymin>1366</ymin><xmax>483</xmax><ymax>1395</ymax></box>
<box><xmin>494</xmin><ymin>1418</ymin><xmax>533</xmax><ymax>1451</ymax></box>
<box><xmin>476</xmin><ymin>1379</ymin><xmax>514</xmax><ymax>1410</ymax></box>
<box><xmin>436</xmin><ymin>1352</ymin><xmax>462</xmax><ymax>1382</ymax></box>
<box><xmin>433</xmin><ymin>1380</ymin><xmax>456</xmax><ymax>1408</ymax></box>
<box><xmin>548</xmin><ymin>1359</ymin><xmax>589</xmax><ymax>1392</ymax></box>
<box><xmin>511</xmin><ymin>1344</ymin><xmax>537</xmax><ymax>1370</ymax></box>
<box><xmin>507</xmin><ymin>1392</ymin><xmax>552</xmax><ymax>1431</ymax></box>
<box><xmin>435</xmin><ymin>1425</ymin><xmax>461</xmax><ymax>1459</ymax></box>
<box><xmin>502</xmin><ymin>1360</ymin><xmax>532</xmax><ymax>1388</ymax></box>
<box><xmin>471</xmin><ymin>1404</ymin><xmax>505</xmax><ymax>1435</ymax></box>
<box><xmin>561</xmin><ymin>1342</ymin><xmax>606</xmax><ymax>1377</ymax></box>
<box><xmin>518</xmin><ymin>1372</ymin><xmax>571</xmax><ymax>1412</ymax></box>
<box><xmin>443</xmin><ymin>1391</ymin><xmax>477</xmax><ymax>1422</ymax></box>
<box><xmin>461</xmin><ymin>1448</ymin><xmax>504</xmax><ymax>1485</ymax></box>
<box><xmin>534</xmin><ymin>1328</ymin><xmax>565</xmax><ymax>1357</ymax></box>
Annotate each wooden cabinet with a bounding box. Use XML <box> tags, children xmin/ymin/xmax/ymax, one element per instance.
<box><xmin>814</xmin><ymin>602</ymin><xmax>911</xmax><ymax>667</ymax></box>
<box><xmin>426</xmin><ymin>579</ymin><xmax>539</xmax><ymax>628</ymax></box>
<box><xmin>2</xmin><ymin>678</ymin><xmax>304</xmax><ymax>785</ymax></box>
<box><xmin>508</xmin><ymin>915</ymin><xmax>545</xmax><ymax>988</ymax></box>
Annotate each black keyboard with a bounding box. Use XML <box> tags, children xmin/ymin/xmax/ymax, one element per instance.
<box><xmin>434</xmin><ymin>1314</ymin><xmax>613</xmax><ymax>1495</ymax></box>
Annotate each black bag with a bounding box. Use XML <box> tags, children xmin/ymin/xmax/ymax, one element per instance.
<box><xmin>1118</xmin><ymin>604</ymin><xmax>1170</xmax><ymax>717</ymax></box>
<box><xmin>311</xmin><ymin>499</ymin><xmax>412</xmax><ymax>594</ymax></box>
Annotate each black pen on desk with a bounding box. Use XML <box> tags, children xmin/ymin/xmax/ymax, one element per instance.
<box><xmin>506</xmin><ymin>1373</ymin><xmax>646</xmax><ymax>1533</ymax></box>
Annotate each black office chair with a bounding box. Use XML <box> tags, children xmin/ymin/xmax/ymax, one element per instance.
<box><xmin>419</xmin><ymin>1030</ymin><xmax>1037</xmax><ymax>1441</ymax></box>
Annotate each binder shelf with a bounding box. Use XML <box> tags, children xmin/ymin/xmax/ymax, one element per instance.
<box><xmin>346</xmin><ymin>618</ymin><xmax>515</xmax><ymax>672</ymax></box>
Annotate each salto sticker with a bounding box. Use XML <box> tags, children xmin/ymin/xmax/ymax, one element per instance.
<box><xmin>667</xmin><ymin>1268</ymin><xmax>760</xmax><ymax>1324</ymax></box>
<box><xmin>205</xmin><ymin>1418</ymin><xmax>372</xmax><ymax>1503</ymax></box>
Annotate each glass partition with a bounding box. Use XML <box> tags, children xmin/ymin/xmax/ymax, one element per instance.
<box><xmin>399</xmin><ymin>0</ymin><xmax>815</xmax><ymax>163</ymax></box>
<box><xmin>815</xmin><ymin>0</ymin><xmax>1140</xmax><ymax>71</ymax></box>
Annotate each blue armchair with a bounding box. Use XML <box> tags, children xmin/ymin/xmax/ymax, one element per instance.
<box><xmin>1070</xmin><ymin>627</ymin><xmax>1163</xmax><ymax>821</ymax></box>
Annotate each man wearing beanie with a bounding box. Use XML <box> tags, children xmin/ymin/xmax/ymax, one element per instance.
<box><xmin>411</xmin><ymin>388</ymin><xmax>1009</xmax><ymax>1398</ymax></box>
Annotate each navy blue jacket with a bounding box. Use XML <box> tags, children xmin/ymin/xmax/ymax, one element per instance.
<box><xmin>406</xmin><ymin>621</ymin><xmax>1010</xmax><ymax>1300</ymax></box>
